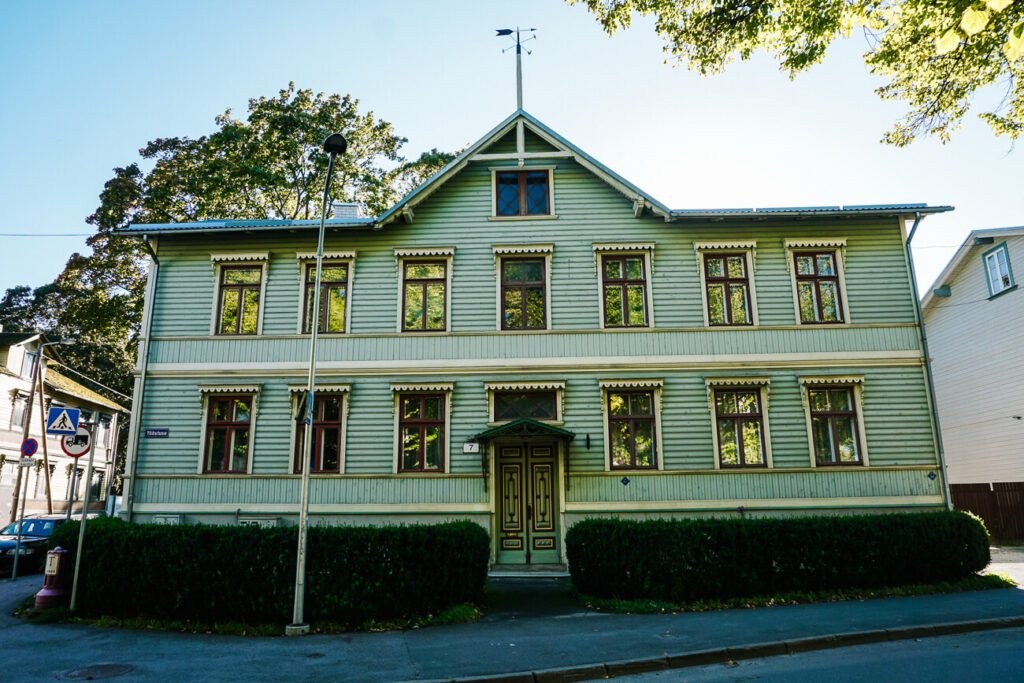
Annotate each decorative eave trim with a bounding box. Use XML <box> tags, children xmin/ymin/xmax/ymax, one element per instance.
<box><xmin>209</xmin><ymin>252</ymin><xmax>269</xmax><ymax>263</ymax></box>
<box><xmin>784</xmin><ymin>238</ymin><xmax>846</xmax><ymax>249</ymax></box>
<box><xmin>198</xmin><ymin>384</ymin><xmax>262</xmax><ymax>395</ymax></box>
<box><xmin>592</xmin><ymin>242</ymin><xmax>655</xmax><ymax>253</ymax></box>
<box><xmin>287</xmin><ymin>384</ymin><xmax>351</xmax><ymax>394</ymax></box>
<box><xmin>484</xmin><ymin>381</ymin><xmax>565</xmax><ymax>392</ymax></box>
<box><xmin>295</xmin><ymin>251</ymin><xmax>356</xmax><ymax>261</ymax></box>
<box><xmin>704</xmin><ymin>377</ymin><xmax>771</xmax><ymax>387</ymax></box>
<box><xmin>598</xmin><ymin>379</ymin><xmax>664</xmax><ymax>390</ymax></box>
<box><xmin>394</xmin><ymin>247</ymin><xmax>455</xmax><ymax>258</ymax></box>
<box><xmin>390</xmin><ymin>382</ymin><xmax>455</xmax><ymax>393</ymax></box>
<box><xmin>693</xmin><ymin>240</ymin><xmax>757</xmax><ymax>251</ymax></box>
<box><xmin>491</xmin><ymin>244</ymin><xmax>554</xmax><ymax>256</ymax></box>
<box><xmin>799</xmin><ymin>375</ymin><xmax>865</xmax><ymax>386</ymax></box>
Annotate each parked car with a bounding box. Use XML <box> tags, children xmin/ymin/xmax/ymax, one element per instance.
<box><xmin>0</xmin><ymin>514</ymin><xmax>101</xmax><ymax>575</ymax></box>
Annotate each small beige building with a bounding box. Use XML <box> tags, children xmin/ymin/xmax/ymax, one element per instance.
<box><xmin>0</xmin><ymin>331</ymin><xmax>128</xmax><ymax>522</ymax></box>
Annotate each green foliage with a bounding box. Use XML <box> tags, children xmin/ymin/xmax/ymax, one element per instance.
<box><xmin>565</xmin><ymin>511</ymin><xmax>990</xmax><ymax>602</ymax></box>
<box><xmin>50</xmin><ymin>517</ymin><xmax>488</xmax><ymax>624</ymax></box>
<box><xmin>568</xmin><ymin>0</ymin><xmax>1024</xmax><ymax>146</ymax></box>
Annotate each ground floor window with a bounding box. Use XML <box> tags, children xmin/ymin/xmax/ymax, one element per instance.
<box><xmin>710</xmin><ymin>385</ymin><xmax>768</xmax><ymax>468</ymax></box>
<box><xmin>399</xmin><ymin>393</ymin><xmax>445</xmax><ymax>472</ymax></box>
<box><xmin>294</xmin><ymin>394</ymin><xmax>345</xmax><ymax>473</ymax></box>
<box><xmin>204</xmin><ymin>396</ymin><xmax>252</xmax><ymax>473</ymax></box>
<box><xmin>808</xmin><ymin>386</ymin><xmax>862</xmax><ymax>465</ymax></box>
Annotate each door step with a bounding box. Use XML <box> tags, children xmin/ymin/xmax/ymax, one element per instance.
<box><xmin>488</xmin><ymin>563</ymin><xmax>570</xmax><ymax>578</ymax></box>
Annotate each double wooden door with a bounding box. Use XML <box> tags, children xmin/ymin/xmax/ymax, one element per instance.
<box><xmin>496</xmin><ymin>444</ymin><xmax>559</xmax><ymax>564</ymax></box>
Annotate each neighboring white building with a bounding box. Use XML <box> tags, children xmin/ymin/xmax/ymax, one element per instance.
<box><xmin>0</xmin><ymin>331</ymin><xmax>128</xmax><ymax>522</ymax></box>
<box><xmin>923</xmin><ymin>227</ymin><xmax>1024</xmax><ymax>486</ymax></box>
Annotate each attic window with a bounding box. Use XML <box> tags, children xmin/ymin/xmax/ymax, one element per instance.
<box><xmin>495</xmin><ymin>170</ymin><xmax>550</xmax><ymax>217</ymax></box>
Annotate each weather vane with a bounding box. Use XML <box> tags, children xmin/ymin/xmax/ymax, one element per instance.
<box><xmin>496</xmin><ymin>27</ymin><xmax>536</xmax><ymax>110</ymax></box>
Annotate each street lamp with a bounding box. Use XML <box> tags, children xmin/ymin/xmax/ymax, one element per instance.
<box><xmin>286</xmin><ymin>133</ymin><xmax>347</xmax><ymax>636</ymax></box>
<box><xmin>10</xmin><ymin>338</ymin><xmax>75</xmax><ymax>579</ymax></box>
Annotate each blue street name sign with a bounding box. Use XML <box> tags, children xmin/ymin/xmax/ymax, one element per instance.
<box><xmin>21</xmin><ymin>438</ymin><xmax>38</xmax><ymax>457</ymax></box>
<box><xmin>46</xmin><ymin>407</ymin><xmax>80</xmax><ymax>435</ymax></box>
<box><xmin>144</xmin><ymin>428</ymin><xmax>170</xmax><ymax>438</ymax></box>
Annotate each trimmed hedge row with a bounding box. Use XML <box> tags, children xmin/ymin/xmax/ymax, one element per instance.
<box><xmin>50</xmin><ymin>518</ymin><xmax>489</xmax><ymax>623</ymax></box>
<box><xmin>565</xmin><ymin>512</ymin><xmax>989</xmax><ymax>602</ymax></box>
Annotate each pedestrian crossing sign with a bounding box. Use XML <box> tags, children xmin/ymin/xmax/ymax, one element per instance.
<box><xmin>46</xmin><ymin>407</ymin><xmax>80</xmax><ymax>435</ymax></box>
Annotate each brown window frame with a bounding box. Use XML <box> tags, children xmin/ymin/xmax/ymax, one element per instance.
<box><xmin>793</xmin><ymin>251</ymin><xmax>844</xmax><ymax>324</ymax></box>
<box><xmin>808</xmin><ymin>386</ymin><xmax>863</xmax><ymax>466</ymax></box>
<box><xmin>293</xmin><ymin>393</ymin><xmax>345</xmax><ymax>474</ymax></box>
<box><xmin>216</xmin><ymin>264</ymin><xmax>263</xmax><ymax>335</ymax></box>
<box><xmin>401</xmin><ymin>260</ymin><xmax>447</xmax><ymax>332</ymax></box>
<box><xmin>302</xmin><ymin>262</ymin><xmax>350</xmax><ymax>334</ymax></box>
<box><xmin>703</xmin><ymin>252</ymin><xmax>753</xmax><ymax>326</ymax></box>
<box><xmin>398</xmin><ymin>393</ymin><xmax>446</xmax><ymax>472</ymax></box>
<box><xmin>204</xmin><ymin>395</ymin><xmax>252</xmax><ymax>474</ymax></box>
<box><xmin>494</xmin><ymin>170</ymin><xmax>551</xmax><ymax>217</ymax></box>
<box><xmin>713</xmin><ymin>388</ymin><xmax>767</xmax><ymax>468</ymax></box>
<box><xmin>601</xmin><ymin>254</ymin><xmax>649</xmax><ymax>328</ymax></box>
<box><xmin>607</xmin><ymin>390</ymin><xmax>658</xmax><ymax>470</ymax></box>
<box><xmin>493</xmin><ymin>390</ymin><xmax>558</xmax><ymax>422</ymax></box>
<box><xmin>500</xmin><ymin>257</ymin><xmax>547</xmax><ymax>330</ymax></box>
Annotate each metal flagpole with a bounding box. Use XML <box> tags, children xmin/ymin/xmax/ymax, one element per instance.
<box><xmin>287</xmin><ymin>133</ymin><xmax>348</xmax><ymax>636</ymax></box>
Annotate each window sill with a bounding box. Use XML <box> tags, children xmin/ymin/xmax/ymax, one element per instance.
<box><xmin>487</xmin><ymin>215</ymin><xmax>559</xmax><ymax>222</ymax></box>
<box><xmin>988</xmin><ymin>284</ymin><xmax>1018</xmax><ymax>300</ymax></box>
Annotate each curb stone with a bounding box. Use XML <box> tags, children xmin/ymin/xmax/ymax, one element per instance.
<box><xmin>431</xmin><ymin>616</ymin><xmax>1024</xmax><ymax>683</ymax></box>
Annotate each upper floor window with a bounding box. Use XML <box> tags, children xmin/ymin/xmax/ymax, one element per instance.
<box><xmin>10</xmin><ymin>392</ymin><xmax>28</xmax><ymax>429</ymax></box>
<box><xmin>303</xmin><ymin>262</ymin><xmax>350</xmax><ymax>333</ymax></box>
<box><xmin>217</xmin><ymin>265</ymin><xmax>263</xmax><ymax>335</ymax></box>
<box><xmin>204</xmin><ymin>396</ymin><xmax>252</xmax><ymax>473</ymax></box>
<box><xmin>794</xmin><ymin>251</ymin><xmax>844</xmax><ymax>324</ymax></box>
<box><xmin>20</xmin><ymin>351</ymin><xmax>38</xmax><ymax>378</ymax></box>
<box><xmin>703</xmin><ymin>252</ymin><xmax>753</xmax><ymax>326</ymax></box>
<box><xmin>601</xmin><ymin>254</ymin><xmax>649</xmax><ymax>328</ymax></box>
<box><xmin>495</xmin><ymin>170</ymin><xmax>551</xmax><ymax>217</ymax></box>
<box><xmin>402</xmin><ymin>261</ymin><xmax>447</xmax><ymax>332</ymax></box>
<box><xmin>501</xmin><ymin>258</ymin><xmax>546</xmax><ymax>330</ymax></box>
<box><xmin>984</xmin><ymin>243</ymin><xmax>1015</xmax><ymax>297</ymax></box>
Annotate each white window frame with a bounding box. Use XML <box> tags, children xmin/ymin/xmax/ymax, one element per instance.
<box><xmin>9</xmin><ymin>391</ymin><xmax>28</xmax><ymax>430</ymax></box>
<box><xmin>704</xmin><ymin>377</ymin><xmax>773</xmax><ymax>469</ymax></box>
<box><xmin>390</xmin><ymin>382</ymin><xmax>454</xmax><ymax>474</ymax></box>
<box><xmin>485</xmin><ymin>380</ymin><xmax>565</xmax><ymax>426</ymax></box>
<box><xmin>599</xmin><ymin>379</ymin><xmax>664</xmax><ymax>472</ymax></box>
<box><xmin>294</xmin><ymin>251</ymin><xmax>356</xmax><ymax>335</ymax></box>
<box><xmin>209</xmin><ymin>252</ymin><xmax>269</xmax><ymax>336</ymax></box>
<box><xmin>799</xmin><ymin>376</ymin><xmax>869</xmax><ymax>467</ymax></box>
<box><xmin>488</xmin><ymin>166</ymin><xmax>558</xmax><ymax>221</ymax></box>
<box><xmin>694</xmin><ymin>241</ymin><xmax>760</xmax><ymax>327</ymax></box>
<box><xmin>783</xmin><ymin>239</ymin><xmax>850</xmax><ymax>324</ymax></box>
<box><xmin>492</xmin><ymin>245</ymin><xmax>554</xmax><ymax>331</ymax></box>
<box><xmin>983</xmin><ymin>243</ymin><xmax>1015</xmax><ymax>297</ymax></box>
<box><xmin>394</xmin><ymin>248</ymin><xmax>455</xmax><ymax>334</ymax></box>
<box><xmin>196</xmin><ymin>384</ymin><xmax>261</xmax><ymax>475</ymax></box>
<box><xmin>287</xmin><ymin>384</ymin><xmax>351</xmax><ymax>474</ymax></box>
<box><xmin>592</xmin><ymin>242</ymin><xmax>656</xmax><ymax>330</ymax></box>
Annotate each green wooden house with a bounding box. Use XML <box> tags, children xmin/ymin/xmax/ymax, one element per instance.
<box><xmin>117</xmin><ymin>110</ymin><xmax>952</xmax><ymax>567</ymax></box>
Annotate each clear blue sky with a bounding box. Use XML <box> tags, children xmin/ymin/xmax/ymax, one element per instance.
<box><xmin>1</xmin><ymin>1</ymin><xmax>1022</xmax><ymax>296</ymax></box>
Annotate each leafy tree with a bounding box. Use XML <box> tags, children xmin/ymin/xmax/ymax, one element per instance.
<box><xmin>568</xmin><ymin>0</ymin><xmax>1024</xmax><ymax>145</ymax></box>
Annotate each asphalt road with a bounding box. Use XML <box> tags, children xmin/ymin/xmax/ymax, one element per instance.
<box><xmin>614</xmin><ymin>627</ymin><xmax>1024</xmax><ymax>682</ymax></box>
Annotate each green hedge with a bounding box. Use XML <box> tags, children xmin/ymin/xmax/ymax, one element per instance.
<box><xmin>565</xmin><ymin>512</ymin><xmax>989</xmax><ymax>602</ymax></box>
<box><xmin>50</xmin><ymin>518</ymin><xmax>489</xmax><ymax>623</ymax></box>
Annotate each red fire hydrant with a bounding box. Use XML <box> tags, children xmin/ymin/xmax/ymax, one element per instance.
<box><xmin>34</xmin><ymin>547</ymin><xmax>71</xmax><ymax>612</ymax></box>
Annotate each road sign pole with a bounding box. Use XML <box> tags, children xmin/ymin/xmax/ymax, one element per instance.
<box><xmin>70</xmin><ymin>420</ymin><xmax>96</xmax><ymax>613</ymax></box>
<box><xmin>65</xmin><ymin>467</ymin><xmax>77</xmax><ymax>522</ymax></box>
<box><xmin>10</xmin><ymin>459</ymin><xmax>31</xmax><ymax>580</ymax></box>
<box><xmin>36</xmin><ymin>357</ymin><xmax>53</xmax><ymax>513</ymax></box>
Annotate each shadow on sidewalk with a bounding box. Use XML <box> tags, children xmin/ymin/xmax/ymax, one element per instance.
<box><xmin>482</xmin><ymin>577</ymin><xmax>584</xmax><ymax>621</ymax></box>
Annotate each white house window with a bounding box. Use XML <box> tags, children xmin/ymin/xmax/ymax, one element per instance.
<box><xmin>20</xmin><ymin>351</ymin><xmax>38</xmax><ymax>379</ymax></box>
<box><xmin>984</xmin><ymin>243</ymin><xmax>1015</xmax><ymax>297</ymax></box>
<box><xmin>10</xmin><ymin>392</ymin><xmax>28</xmax><ymax>429</ymax></box>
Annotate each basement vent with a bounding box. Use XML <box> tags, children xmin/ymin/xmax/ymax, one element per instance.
<box><xmin>238</xmin><ymin>517</ymin><xmax>280</xmax><ymax>529</ymax></box>
<box><xmin>153</xmin><ymin>514</ymin><xmax>183</xmax><ymax>526</ymax></box>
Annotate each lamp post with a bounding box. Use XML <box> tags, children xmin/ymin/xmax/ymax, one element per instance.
<box><xmin>286</xmin><ymin>133</ymin><xmax>347</xmax><ymax>636</ymax></box>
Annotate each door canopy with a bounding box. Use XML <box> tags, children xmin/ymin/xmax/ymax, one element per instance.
<box><xmin>474</xmin><ymin>418</ymin><xmax>575</xmax><ymax>442</ymax></box>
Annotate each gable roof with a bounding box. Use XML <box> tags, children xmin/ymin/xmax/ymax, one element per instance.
<box><xmin>121</xmin><ymin>109</ymin><xmax>953</xmax><ymax>235</ymax></box>
<box><xmin>921</xmin><ymin>226</ymin><xmax>1024</xmax><ymax>311</ymax></box>
<box><xmin>44</xmin><ymin>368</ymin><xmax>129</xmax><ymax>414</ymax></box>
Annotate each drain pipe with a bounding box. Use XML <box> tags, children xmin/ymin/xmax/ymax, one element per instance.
<box><xmin>122</xmin><ymin>234</ymin><xmax>159</xmax><ymax>522</ymax></box>
<box><xmin>904</xmin><ymin>212</ymin><xmax>952</xmax><ymax>511</ymax></box>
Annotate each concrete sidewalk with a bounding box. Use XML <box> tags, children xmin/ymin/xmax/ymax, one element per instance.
<box><xmin>4</xmin><ymin>574</ymin><xmax>1024</xmax><ymax>682</ymax></box>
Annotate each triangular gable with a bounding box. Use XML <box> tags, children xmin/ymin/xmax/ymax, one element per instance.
<box><xmin>474</xmin><ymin>417</ymin><xmax>576</xmax><ymax>442</ymax></box>
<box><xmin>376</xmin><ymin>109</ymin><xmax>671</xmax><ymax>227</ymax></box>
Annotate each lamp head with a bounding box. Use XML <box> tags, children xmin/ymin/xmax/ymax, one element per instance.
<box><xmin>323</xmin><ymin>133</ymin><xmax>348</xmax><ymax>156</ymax></box>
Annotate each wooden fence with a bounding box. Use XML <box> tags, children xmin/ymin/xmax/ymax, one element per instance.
<box><xmin>950</xmin><ymin>482</ymin><xmax>1024</xmax><ymax>541</ymax></box>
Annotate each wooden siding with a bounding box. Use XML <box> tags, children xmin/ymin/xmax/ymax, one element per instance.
<box><xmin>924</xmin><ymin>234</ymin><xmax>1024</xmax><ymax>484</ymax></box>
<box><xmin>566</xmin><ymin>467</ymin><xmax>941</xmax><ymax>504</ymax></box>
